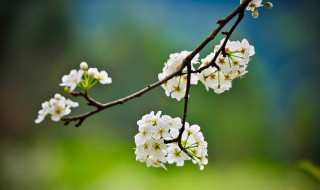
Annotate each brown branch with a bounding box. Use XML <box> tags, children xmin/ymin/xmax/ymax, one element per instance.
<box><xmin>70</xmin><ymin>91</ymin><xmax>104</xmax><ymax>108</ymax></box>
<box><xmin>62</xmin><ymin>109</ymin><xmax>101</xmax><ymax>127</ymax></box>
<box><xmin>177</xmin><ymin>59</ymin><xmax>192</xmax><ymax>153</ymax></box>
<box><xmin>61</xmin><ymin>0</ymin><xmax>251</xmax><ymax>127</ymax></box>
<box><xmin>62</xmin><ymin>68</ymin><xmax>184</xmax><ymax>127</ymax></box>
<box><xmin>163</xmin><ymin>64</ymin><xmax>192</xmax><ymax>155</ymax></box>
<box><xmin>164</xmin><ymin>3</ymin><xmax>247</xmax><ymax>153</ymax></box>
<box><xmin>162</xmin><ymin>61</ymin><xmax>192</xmax><ymax>158</ymax></box>
<box><xmin>194</xmin><ymin>9</ymin><xmax>246</xmax><ymax>74</ymax></box>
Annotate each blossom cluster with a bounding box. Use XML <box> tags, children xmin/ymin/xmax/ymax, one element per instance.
<box><xmin>35</xmin><ymin>94</ymin><xmax>79</xmax><ymax>123</ymax></box>
<box><xmin>134</xmin><ymin>111</ymin><xmax>208</xmax><ymax>170</ymax></box>
<box><xmin>35</xmin><ymin>62</ymin><xmax>112</xmax><ymax>123</ymax></box>
<box><xmin>158</xmin><ymin>51</ymin><xmax>199</xmax><ymax>101</ymax></box>
<box><xmin>60</xmin><ymin>62</ymin><xmax>112</xmax><ymax>92</ymax></box>
<box><xmin>158</xmin><ymin>38</ymin><xmax>254</xmax><ymax>98</ymax></box>
<box><xmin>197</xmin><ymin>38</ymin><xmax>255</xmax><ymax>93</ymax></box>
<box><xmin>242</xmin><ymin>0</ymin><xmax>273</xmax><ymax>18</ymax></box>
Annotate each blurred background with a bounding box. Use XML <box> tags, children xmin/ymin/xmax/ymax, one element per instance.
<box><xmin>1</xmin><ymin>0</ymin><xmax>319</xmax><ymax>189</ymax></box>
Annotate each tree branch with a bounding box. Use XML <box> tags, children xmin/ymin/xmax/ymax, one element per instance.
<box><xmin>70</xmin><ymin>91</ymin><xmax>104</xmax><ymax>108</ymax></box>
<box><xmin>178</xmin><ymin>59</ymin><xmax>192</xmax><ymax>152</ymax></box>
<box><xmin>193</xmin><ymin>9</ymin><xmax>245</xmax><ymax>74</ymax></box>
<box><xmin>61</xmin><ymin>0</ymin><xmax>251</xmax><ymax>127</ymax></box>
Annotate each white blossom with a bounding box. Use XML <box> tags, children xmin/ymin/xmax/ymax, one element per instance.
<box><xmin>197</xmin><ymin>67</ymin><xmax>232</xmax><ymax>94</ymax></box>
<box><xmin>197</xmin><ymin>65</ymin><xmax>218</xmax><ymax>91</ymax></box>
<box><xmin>135</xmin><ymin>112</ymin><xmax>208</xmax><ymax>170</ymax></box>
<box><xmin>66</xmin><ymin>99</ymin><xmax>79</xmax><ymax>108</ymax></box>
<box><xmin>146</xmin><ymin>156</ymin><xmax>167</xmax><ymax>170</ymax></box>
<box><xmin>182</xmin><ymin>123</ymin><xmax>200</xmax><ymax>139</ymax></box>
<box><xmin>158</xmin><ymin>51</ymin><xmax>199</xmax><ymax>101</ymax></box>
<box><xmin>181</xmin><ymin>122</ymin><xmax>208</xmax><ymax>170</ymax></box>
<box><xmin>87</xmin><ymin>68</ymin><xmax>99</xmax><ymax>77</ymax></box>
<box><xmin>135</xmin><ymin>139</ymin><xmax>152</xmax><ymax>162</ymax></box>
<box><xmin>245</xmin><ymin>0</ymin><xmax>263</xmax><ymax>11</ymax></box>
<box><xmin>136</xmin><ymin>126</ymin><xmax>154</xmax><ymax>144</ymax></box>
<box><xmin>87</xmin><ymin>67</ymin><xmax>112</xmax><ymax>85</ymax></box>
<box><xmin>35</xmin><ymin>101</ymin><xmax>50</xmax><ymax>124</ymax></box>
<box><xmin>167</xmin><ymin>144</ymin><xmax>190</xmax><ymax>166</ymax></box>
<box><xmin>161</xmin><ymin>115</ymin><xmax>182</xmax><ymax>130</ymax></box>
<box><xmin>60</xmin><ymin>69</ymin><xmax>84</xmax><ymax>92</ymax></box>
<box><xmin>170</xmin><ymin>128</ymin><xmax>180</xmax><ymax>139</ymax></box>
<box><xmin>198</xmin><ymin>38</ymin><xmax>254</xmax><ymax>93</ymax></box>
<box><xmin>35</xmin><ymin>94</ymin><xmax>78</xmax><ymax>123</ymax></box>
<box><xmin>241</xmin><ymin>0</ymin><xmax>266</xmax><ymax>19</ymax></box>
<box><xmin>153</xmin><ymin>122</ymin><xmax>171</xmax><ymax>140</ymax></box>
<box><xmin>240</xmin><ymin>39</ymin><xmax>255</xmax><ymax>60</ymax></box>
<box><xmin>95</xmin><ymin>70</ymin><xmax>112</xmax><ymax>84</ymax></box>
<box><xmin>137</xmin><ymin>111</ymin><xmax>161</xmax><ymax>128</ymax></box>
<box><xmin>60</xmin><ymin>62</ymin><xmax>112</xmax><ymax>92</ymax></box>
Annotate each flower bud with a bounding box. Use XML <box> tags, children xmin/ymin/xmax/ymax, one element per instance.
<box><xmin>80</xmin><ymin>62</ymin><xmax>88</xmax><ymax>70</ymax></box>
<box><xmin>64</xmin><ymin>87</ymin><xmax>70</xmax><ymax>93</ymax></box>
<box><xmin>264</xmin><ymin>2</ymin><xmax>273</xmax><ymax>9</ymax></box>
<box><xmin>54</xmin><ymin>93</ymin><xmax>62</xmax><ymax>99</ymax></box>
<box><xmin>252</xmin><ymin>9</ymin><xmax>259</xmax><ymax>19</ymax></box>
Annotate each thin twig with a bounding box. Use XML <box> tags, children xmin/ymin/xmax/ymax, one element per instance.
<box><xmin>178</xmin><ymin>58</ymin><xmax>192</xmax><ymax>153</ymax></box>
<box><xmin>70</xmin><ymin>91</ymin><xmax>104</xmax><ymax>108</ymax></box>
<box><xmin>194</xmin><ymin>9</ymin><xmax>245</xmax><ymax>74</ymax></box>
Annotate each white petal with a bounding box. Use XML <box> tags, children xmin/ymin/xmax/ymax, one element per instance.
<box><xmin>51</xmin><ymin>115</ymin><xmax>61</xmax><ymax>122</ymax></box>
<box><xmin>35</xmin><ymin>116</ymin><xmax>45</xmax><ymax>124</ymax></box>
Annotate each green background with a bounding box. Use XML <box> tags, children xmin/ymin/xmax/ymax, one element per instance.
<box><xmin>1</xmin><ymin>0</ymin><xmax>319</xmax><ymax>189</ymax></box>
